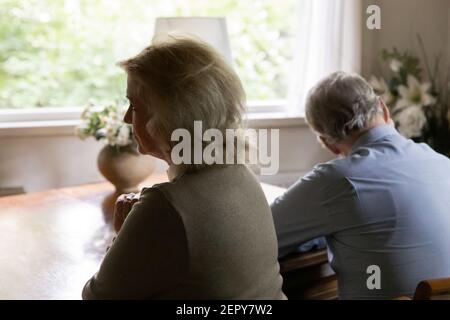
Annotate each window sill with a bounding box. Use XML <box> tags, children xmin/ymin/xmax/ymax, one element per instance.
<box><xmin>245</xmin><ymin>112</ymin><xmax>306</xmax><ymax>128</ymax></box>
<box><xmin>0</xmin><ymin>113</ymin><xmax>307</xmax><ymax>138</ymax></box>
<box><xmin>0</xmin><ymin>120</ymin><xmax>81</xmax><ymax>138</ymax></box>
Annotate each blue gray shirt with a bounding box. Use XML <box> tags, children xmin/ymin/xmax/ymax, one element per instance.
<box><xmin>271</xmin><ymin>124</ymin><xmax>450</xmax><ymax>299</ymax></box>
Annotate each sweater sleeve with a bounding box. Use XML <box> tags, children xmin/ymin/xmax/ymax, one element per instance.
<box><xmin>82</xmin><ymin>187</ymin><xmax>189</xmax><ymax>299</ymax></box>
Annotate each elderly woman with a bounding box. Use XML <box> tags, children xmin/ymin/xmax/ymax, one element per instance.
<box><xmin>82</xmin><ymin>36</ymin><xmax>286</xmax><ymax>299</ymax></box>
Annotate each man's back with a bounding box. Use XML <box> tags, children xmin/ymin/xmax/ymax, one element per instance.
<box><xmin>272</xmin><ymin>125</ymin><xmax>450</xmax><ymax>299</ymax></box>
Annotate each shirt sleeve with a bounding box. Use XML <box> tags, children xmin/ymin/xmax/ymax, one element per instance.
<box><xmin>82</xmin><ymin>187</ymin><xmax>188</xmax><ymax>299</ymax></box>
<box><xmin>271</xmin><ymin>165</ymin><xmax>332</xmax><ymax>258</ymax></box>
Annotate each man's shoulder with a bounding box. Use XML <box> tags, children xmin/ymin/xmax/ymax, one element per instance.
<box><xmin>302</xmin><ymin>152</ymin><xmax>373</xmax><ymax>185</ymax></box>
<box><xmin>289</xmin><ymin>162</ymin><xmax>348</xmax><ymax>197</ymax></box>
<box><xmin>322</xmin><ymin>138</ymin><xmax>450</xmax><ymax>181</ymax></box>
<box><xmin>308</xmin><ymin>158</ymin><xmax>351</xmax><ymax>181</ymax></box>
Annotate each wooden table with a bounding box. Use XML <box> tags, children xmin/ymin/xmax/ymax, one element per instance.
<box><xmin>0</xmin><ymin>173</ymin><xmax>336</xmax><ymax>299</ymax></box>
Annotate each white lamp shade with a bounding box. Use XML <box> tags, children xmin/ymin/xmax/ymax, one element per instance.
<box><xmin>154</xmin><ymin>17</ymin><xmax>233</xmax><ymax>66</ymax></box>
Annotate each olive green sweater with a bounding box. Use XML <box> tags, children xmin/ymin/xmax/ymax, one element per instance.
<box><xmin>82</xmin><ymin>165</ymin><xmax>286</xmax><ymax>299</ymax></box>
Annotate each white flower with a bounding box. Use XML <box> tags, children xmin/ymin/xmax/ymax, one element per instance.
<box><xmin>395</xmin><ymin>105</ymin><xmax>427</xmax><ymax>138</ymax></box>
<box><xmin>103</xmin><ymin>123</ymin><xmax>119</xmax><ymax>145</ymax></box>
<box><xmin>395</xmin><ymin>75</ymin><xmax>436</xmax><ymax>111</ymax></box>
<box><xmin>100</xmin><ymin>115</ymin><xmax>111</xmax><ymax>124</ymax></box>
<box><xmin>116</xmin><ymin>125</ymin><xmax>131</xmax><ymax>146</ymax></box>
<box><xmin>76</xmin><ymin>103</ymin><xmax>132</xmax><ymax>147</ymax></box>
<box><xmin>96</xmin><ymin>128</ymin><xmax>107</xmax><ymax>138</ymax></box>
<box><xmin>369</xmin><ymin>76</ymin><xmax>395</xmax><ymax>105</ymax></box>
<box><xmin>81</xmin><ymin>102</ymin><xmax>95</xmax><ymax>119</ymax></box>
<box><xmin>390</xmin><ymin>59</ymin><xmax>402</xmax><ymax>72</ymax></box>
<box><xmin>105</xmin><ymin>126</ymin><xmax>115</xmax><ymax>138</ymax></box>
<box><xmin>75</xmin><ymin>122</ymin><xmax>89</xmax><ymax>139</ymax></box>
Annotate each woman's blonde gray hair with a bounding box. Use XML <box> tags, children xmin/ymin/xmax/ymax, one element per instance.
<box><xmin>118</xmin><ymin>34</ymin><xmax>248</xmax><ymax>169</ymax></box>
<box><xmin>305</xmin><ymin>71</ymin><xmax>381</xmax><ymax>144</ymax></box>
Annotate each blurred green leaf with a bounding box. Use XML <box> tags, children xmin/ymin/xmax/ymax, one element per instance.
<box><xmin>0</xmin><ymin>0</ymin><xmax>297</xmax><ymax>108</ymax></box>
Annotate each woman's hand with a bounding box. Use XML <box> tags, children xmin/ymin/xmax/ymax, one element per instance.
<box><xmin>113</xmin><ymin>193</ymin><xmax>140</xmax><ymax>232</ymax></box>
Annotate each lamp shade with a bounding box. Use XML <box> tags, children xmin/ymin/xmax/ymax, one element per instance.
<box><xmin>154</xmin><ymin>17</ymin><xmax>233</xmax><ymax>66</ymax></box>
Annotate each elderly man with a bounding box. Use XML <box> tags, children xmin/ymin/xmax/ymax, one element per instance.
<box><xmin>271</xmin><ymin>71</ymin><xmax>450</xmax><ymax>299</ymax></box>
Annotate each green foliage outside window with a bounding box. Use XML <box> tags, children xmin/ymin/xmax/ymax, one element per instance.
<box><xmin>0</xmin><ymin>0</ymin><xmax>297</xmax><ymax>109</ymax></box>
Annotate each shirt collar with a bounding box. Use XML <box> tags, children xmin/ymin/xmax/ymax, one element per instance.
<box><xmin>351</xmin><ymin>124</ymin><xmax>399</xmax><ymax>152</ymax></box>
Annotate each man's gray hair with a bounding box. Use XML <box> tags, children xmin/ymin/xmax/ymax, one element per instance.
<box><xmin>305</xmin><ymin>71</ymin><xmax>381</xmax><ymax>143</ymax></box>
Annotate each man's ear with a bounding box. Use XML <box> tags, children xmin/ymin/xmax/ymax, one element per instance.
<box><xmin>319</xmin><ymin>136</ymin><xmax>341</xmax><ymax>155</ymax></box>
<box><xmin>379</xmin><ymin>98</ymin><xmax>392</xmax><ymax>123</ymax></box>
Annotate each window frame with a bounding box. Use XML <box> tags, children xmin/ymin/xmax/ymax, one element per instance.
<box><xmin>0</xmin><ymin>100</ymin><xmax>307</xmax><ymax>139</ymax></box>
<box><xmin>0</xmin><ymin>99</ymin><xmax>289</xmax><ymax>123</ymax></box>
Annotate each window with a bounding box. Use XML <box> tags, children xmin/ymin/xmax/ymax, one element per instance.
<box><xmin>0</xmin><ymin>0</ymin><xmax>298</xmax><ymax>113</ymax></box>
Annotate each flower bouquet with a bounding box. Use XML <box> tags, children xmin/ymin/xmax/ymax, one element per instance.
<box><xmin>369</xmin><ymin>38</ymin><xmax>450</xmax><ymax>157</ymax></box>
<box><xmin>75</xmin><ymin>102</ymin><xmax>155</xmax><ymax>193</ymax></box>
<box><xmin>76</xmin><ymin>102</ymin><xmax>136</xmax><ymax>150</ymax></box>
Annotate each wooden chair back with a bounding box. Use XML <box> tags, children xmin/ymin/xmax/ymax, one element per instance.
<box><xmin>413</xmin><ymin>277</ymin><xmax>450</xmax><ymax>300</ymax></box>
